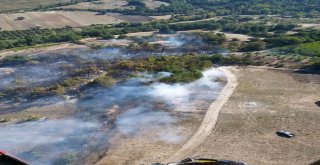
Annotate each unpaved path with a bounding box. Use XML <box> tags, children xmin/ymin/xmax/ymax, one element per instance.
<box><xmin>168</xmin><ymin>67</ymin><xmax>238</xmax><ymax>162</ymax></box>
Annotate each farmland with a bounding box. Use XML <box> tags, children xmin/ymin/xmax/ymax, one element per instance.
<box><xmin>56</xmin><ymin>0</ymin><xmax>168</xmax><ymax>10</ymax></box>
<box><xmin>0</xmin><ymin>0</ymin><xmax>71</xmax><ymax>13</ymax></box>
<box><xmin>0</xmin><ymin>11</ymin><xmax>153</xmax><ymax>31</ymax></box>
<box><xmin>57</xmin><ymin>0</ymin><xmax>134</xmax><ymax>11</ymax></box>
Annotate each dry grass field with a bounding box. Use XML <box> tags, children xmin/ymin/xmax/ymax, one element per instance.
<box><xmin>57</xmin><ymin>0</ymin><xmax>168</xmax><ymax>10</ymax></box>
<box><xmin>0</xmin><ymin>11</ymin><xmax>152</xmax><ymax>30</ymax></box>
<box><xmin>0</xmin><ymin>0</ymin><xmax>70</xmax><ymax>13</ymax></box>
<box><xmin>58</xmin><ymin>0</ymin><xmax>133</xmax><ymax>10</ymax></box>
<box><xmin>192</xmin><ymin>67</ymin><xmax>320</xmax><ymax>165</ymax></box>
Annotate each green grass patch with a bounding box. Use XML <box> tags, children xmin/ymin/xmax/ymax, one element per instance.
<box><xmin>278</xmin><ymin>41</ymin><xmax>320</xmax><ymax>57</ymax></box>
<box><xmin>93</xmin><ymin>74</ymin><xmax>117</xmax><ymax>87</ymax></box>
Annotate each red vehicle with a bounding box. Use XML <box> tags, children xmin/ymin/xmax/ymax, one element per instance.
<box><xmin>0</xmin><ymin>150</ymin><xmax>29</xmax><ymax>165</ymax></box>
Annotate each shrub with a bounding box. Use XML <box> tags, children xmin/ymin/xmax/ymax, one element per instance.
<box><xmin>23</xmin><ymin>115</ymin><xmax>43</xmax><ymax>122</ymax></box>
<box><xmin>161</xmin><ymin>70</ymin><xmax>203</xmax><ymax>83</ymax></box>
<box><xmin>94</xmin><ymin>75</ymin><xmax>117</xmax><ymax>87</ymax></box>
<box><xmin>61</xmin><ymin>77</ymin><xmax>85</xmax><ymax>88</ymax></box>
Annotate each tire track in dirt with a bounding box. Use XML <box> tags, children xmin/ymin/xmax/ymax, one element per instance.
<box><xmin>168</xmin><ymin>67</ymin><xmax>238</xmax><ymax>162</ymax></box>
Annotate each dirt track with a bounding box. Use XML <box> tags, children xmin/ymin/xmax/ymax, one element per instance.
<box><xmin>168</xmin><ymin>67</ymin><xmax>238</xmax><ymax>162</ymax></box>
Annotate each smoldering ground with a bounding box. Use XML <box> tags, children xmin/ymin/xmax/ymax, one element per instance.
<box><xmin>0</xmin><ymin>67</ymin><xmax>225</xmax><ymax>165</ymax></box>
<box><xmin>0</xmin><ymin>33</ymin><xmax>227</xmax><ymax>164</ymax></box>
<box><xmin>0</xmin><ymin>32</ymin><xmax>226</xmax><ymax>94</ymax></box>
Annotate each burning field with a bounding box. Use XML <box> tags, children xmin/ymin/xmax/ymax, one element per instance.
<box><xmin>0</xmin><ymin>36</ymin><xmax>227</xmax><ymax>165</ymax></box>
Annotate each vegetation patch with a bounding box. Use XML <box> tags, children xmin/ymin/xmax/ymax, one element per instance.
<box><xmin>93</xmin><ymin>74</ymin><xmax>117</xmax><ymax>87</ymax></box>
<box><xmin>287</xmin><ymin>41</ymin><xmax>320</xmax><ymax>56</ymax></box>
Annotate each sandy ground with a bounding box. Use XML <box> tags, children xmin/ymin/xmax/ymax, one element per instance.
<box><xmin>191</xmin><ymin>67</ymin><xmax>320</xmax><ymax>165</ymax></box>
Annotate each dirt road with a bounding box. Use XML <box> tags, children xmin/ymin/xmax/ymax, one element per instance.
<box><xmin>168</xmin><ymin>67</ymin><xmax>238</xmax><ymax>162</ymax></box>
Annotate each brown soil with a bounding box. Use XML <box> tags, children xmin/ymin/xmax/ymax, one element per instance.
<box><xmin>191</xmin><ymin>67</ymin><xmax>320</xmax><ymax>165</ymax></box>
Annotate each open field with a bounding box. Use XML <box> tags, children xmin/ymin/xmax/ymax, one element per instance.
<box><xmin>57</xmin><ymin>0</ymin><xmax>133</xmax><ymax>11</ymax></box>
<box><xmin>144</xmin><ymin>0</ymin><xmax>169</xmax><ymax>9</ymax></box>
<box><xmin>57</xmin><ymin>0</ymin><xmax>168</xmax><ymax>10</ymax></box>
<box><xmin>0</xmin><ymin>0</ymin><xmax>70</xmax><ymax>13</ymax></box>
<box><xmin>0</xmin><ymin>11</ymin><xmax>152</xmax><ymax>30</ymax></box>
<box><xmin>190</xmin><ymin>67</ymin><xmax>320</xmax><ymax>165</ymax></box>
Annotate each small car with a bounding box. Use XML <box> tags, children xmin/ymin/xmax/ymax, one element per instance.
<box><xmin>167</xmin><ymin>158</ymin><xmax>247</xmax><ymax>165</ymax></box>
<box><xmin>276</xmin><ymin>131</ymin><xmax>295</xmax><ymax>138</ymax></box>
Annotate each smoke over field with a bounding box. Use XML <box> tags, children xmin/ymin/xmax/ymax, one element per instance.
<box><xmin>0</xmin><ymin>119</ymin><xmax>100</xmax><ymax>165</ymax></box>
<box><xmin>0</xmin><ymin>67</ymin><xmax>225</xmax><ymax>164</ymax></box>
<box><xmin>0</xmin><ymin>34</ymin><xmax>228</xmax><ymax>164</ymax></box>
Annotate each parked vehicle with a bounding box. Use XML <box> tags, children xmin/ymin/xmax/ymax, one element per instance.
<box><xmin>276</xmin><ymin>131</ymin><xmax>295</xmax><ymax>138</ymax></box>
<box><xmin>153</xmin><ymin>158</ymin><xmax>247</xmax><ymax>165</ymax></box>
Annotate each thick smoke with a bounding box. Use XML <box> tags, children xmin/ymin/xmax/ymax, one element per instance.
<box><xmin>0</xmin><ymin>119</ymin><xmax>100</xmax><ymax>165</ymax></box>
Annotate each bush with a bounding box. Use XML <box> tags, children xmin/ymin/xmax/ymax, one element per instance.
<box><xmin>161</xmin><ymin>70</ymin><xmax>203</xmax><ymax>83</ymax></box>
<box><xmin>23</xmin><ymin>115</ymin><xmax>43</xmax><ymax>122</ymax></box>
<box><xmin>94</xmin><ymin>75</ymin><xmax>116</xmax><ymax>87</ymax></box>
<box><xmin>240</xmin><ymin>41</ymin><xmax>266</xmax><ymax>52</ymax></box>
<box><xmin>61</xmin><ymin>77</ymin><xmax>85</xmax><ymax>88</ymax></box>
<box><xmin>52</xmin><ymin>85</ymin><xmax>66</xmax><ymax>95</ymax></box>
<box><xmin>0</xmin><ymin>118</ymin><xmax>10</xmax><ymax>123</ymax></box>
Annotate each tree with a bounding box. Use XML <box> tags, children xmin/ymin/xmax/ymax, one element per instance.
<box><xmin>240</xmin><ymin>41</ymin><xmax>266</xmax><ymax>52</ymax></box>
